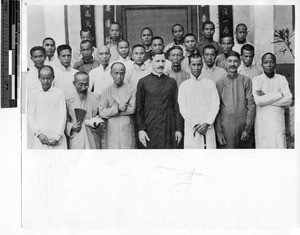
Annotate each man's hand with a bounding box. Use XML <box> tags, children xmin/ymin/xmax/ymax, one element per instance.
<box><xmin>256</xmin><ymin>90</ymin><xmax>265</xmax><ymax>96</ymax></box>
<box><xmin>175</xmin><ymin>131</ymin><xmax>182</xmax><ymax>146</ymax></box>
<box><xmin>139</xmin><ymin>130</ymin><xmax>150</xmax><ymax>148</ymax></box>
<box><xmin>241</xmin><ymin>131</ymin><xmax>250</xmax><ymax>142</ymax></box>
<box><xmin>118</xmin><ymin>103</ymin><xmax>128</xmax><ymax>112</ymax></box>
<box><xmin>217</xmin><ymin>134</ymin><xmax>226</xmax><ymax>146</ymax></box>
<box><xmin>71</xmin><ymin>122</ymin><xmax>82</xmax><ymax>133</ymax></box>
<box><xmin>194</xmin><ymin>123</ymin><xmax>209</xmax><ymax>135</ymax></box>
<box><xmin>37</xmin><ymin>133</ymin><xmax>49</xmax><ymax>145</ymax></box>
<box><xmin>48</xmin><ymin>138</ymin><xmax>59</xmax><ymax>146</ymax></box>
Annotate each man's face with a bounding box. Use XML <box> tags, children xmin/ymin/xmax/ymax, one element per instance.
<box><xmin>168</xmin><ymin>49</ymin><xmax>183</xmax><ymax>67</ymax></box>
<box><xmin>74</xmin><ymin>74</ymin><xmax>89</xmax><ymax>94</ymax></box>
<box><xmin>227</xmin><ymin>56</ymin><xmax>240</xmax><ymax>73</ymax></box>
<box><xmin>262</xmin><ymin>54</ymin><xmax>276</xmax><ymax>74</ymax></box>
<box><xmin>117</xmin><ymin>41</ymin><xmax>130</xmax><ymax>58</ymax></box>
<box><xmin>151</xmin><ymin>54</ymin><xmax>166</xmax><ymax>74</ymax></box>
<box><xmin>39</xmin><ymin>68</ymin><xmax>54</xmax><ymax>91</ymax></box>
<box><xmin>132</xmin><ymin>47</ymin><xmax>145</xmax><ymax>65</ymax></box>
<box><xmin>58</xmin><ymin>49</ymin><xmax>72</xmax><ymax>68</ymax></box>
<box><xmin>151</xmin><ymin>39</ymin><xmax>164</xmax><ymax>53</ymax></box>
<box><xmin>184</xmin><ymin>36</ymin><xmax>196</xmax><ymax>52</ymax></box>
<box><xmin>172</xmin><ymin>25</ymin><xmax>184</xmax><ymax>41</ymax></box>
<box><xmin>189</xmin><ymin>57</ymin><xmax>203</xmax><ymax>77</ymax></box>
<box><xmin>111</xmin><ymin>64</ymin><xmax>125</xmax><ymax>87</ymax></box>
<box><xmin>98</xmin><ymin>47</ymin><xmax>111</xmax><ymax>66</ymax></box>
<box><xmin>241</xmin><ymin>50</ymin><xmax>254</xmax><ymax>67</ymax></box>
<box><xmin>81</xmin><ymin>31</ymin><xmax>92</xmax><ymax>41</ymax></box>
<box><xmin>31</xmin><ymin>50</ymin><xmax>46</xmax><ymax>69</ymax></box>
<box><xmin>235</xmin><ymin>25</ymin><xmax>248</xmax><ymax>43</ymax></box>
<box><xmin>43</xmin><ymin>39</ymin><xmax>56</xmax><ymax>57</ymax></box>
<box><xmin>141</xmin><ymin>29</ymin><xmax>152</xmax><ymax>46</ymax></box>
<box><xmin>221</xmin><ymin>37</ymin><xmax>234</xmax><ymax>55</ymax></box>
<box><xmin>202</xmin><ymin>23</ymin><xmax>215</xmax><ymax>39</ymax></box>
<box><xmin>203</xmin><ymin>48</ymin><xmax>217</xmax><ymax>67</ymax></box>
<box><xmin>109</xmin><ymin>24</ymin><xmax>121</xmax><ymax>41</ymax></box>
<box><xmin>80</xmin><ymin>42</ymin><xmax>93</xmax><ymax>60</ymax></box>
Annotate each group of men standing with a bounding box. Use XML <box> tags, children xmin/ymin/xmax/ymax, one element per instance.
<box><xmin>26</xmin><ymin>21</ymin><xmax>293</xmax><ymax>149</ymax></box>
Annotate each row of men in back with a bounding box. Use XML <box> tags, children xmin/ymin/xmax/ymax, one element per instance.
<box><xmin>27</xmin><ymin>21</ymin><xmax>293</xmax><ymax>149</ymax></box>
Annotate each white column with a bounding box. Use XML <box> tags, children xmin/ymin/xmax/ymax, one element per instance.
<box><xmin>252</xmin><ymin>5</ymin><xmax>274</xmax><ymax>60</ymax></box>
<box><xmin>44</xmin><ymin>5</ymin><xmax>65</xmax><ymax>46</ymax></box>
<box><xmin>209</xmin><ymin>5</ymin><xmax>219</xmax><ymax>43</ymax></box>
<box><xmin>67</xmin><ymin>5</ymin><xmax>81</xmax><ymax>50</ymax></box>
<box><xmin>95</xmin><ymin>5</ymin><xmax>104</xmax><ymax>47</ymax></box>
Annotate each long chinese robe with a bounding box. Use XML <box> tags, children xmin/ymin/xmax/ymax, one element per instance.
<box><xmin>215</xmin><ymin>73</ymin><xmax>256</xmax><ymax>148</ymax></box>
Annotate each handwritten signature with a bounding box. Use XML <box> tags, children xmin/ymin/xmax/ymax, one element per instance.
<box><xmin>156</xmin><ymin>166</ymin><xmax>215</xmax><ymax>192</ymax></box>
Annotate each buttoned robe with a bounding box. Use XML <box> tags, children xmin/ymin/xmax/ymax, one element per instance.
<box><xmin>136</xmin><ymin>73</ymin><xmax>183</xmax><ymax>149</ymax></box>
<box><xmin>99</xmin><ymin>83</ymin><xmax>136</xmax><ymax>149</ymax></box>
<box><xmin>252</xmin><ymin>73</ymin><xmax>292</xmax><ymax>148</ymax></box>
<box><xmin>27</xmin><ymin>86</ymin><xmax>67</xmax><ymax>149</ymax></box>
<box><xmin>215</xmin><ymin>74</ymin><xmax>256</xmax><ymax>148</ymax></box>
<box><xmin>66</xmin><ymin>91</ymin><xmax>101</xmax><ymax>149</ymax></box>
<box><xmin>178</xmin><ymin>75</ymin><xmax>220</xmax><ymax>148</ymax></box>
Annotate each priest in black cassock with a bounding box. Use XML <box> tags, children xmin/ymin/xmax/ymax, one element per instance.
<box><xmin>136</xmin><ymin>51</ymin><xmax>183</xmax><ymax>149</ymax></box>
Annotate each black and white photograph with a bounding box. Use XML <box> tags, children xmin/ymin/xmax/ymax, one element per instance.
<box><xmin>1</xmin><ymin>0</ymin><xmax>299</xmax><ymax>234</ymax></box>
<box><xmin>24</xmin><ymin>2</ymin><xmax>295</xmax><ymax>150</ymax></box>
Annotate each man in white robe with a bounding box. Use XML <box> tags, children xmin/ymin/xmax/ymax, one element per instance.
<box><xmin>99</xmin><ymin>62</ymin><xmax>136</xmax><ymax>149</ymax></box>
<box><xmin>201</xmin><ymin>45</ymin><xmax>227</xmax><ymax>84</ymax></box>
<box><xmin>178</xmin><ymin>54</ymin><xmax>219</xmax><ymax>149</ymax></box>
<box><xmin>125</xmin><ymin>44</ymin><xmax>151</xmax><ymax>88</ymax></box>
<box><xmin>27</xmin><ymin>46</ymin><xmax>47</xmax><ymax>148</ymax></box>
<box><xmin>66</xmin><ymin>71</ymin><xmax>104</xmax><ymax>149</ymax></box>
<box><xmin>27</xmin><ymin>46</ymin><xmax>47</xmax><ymax>97</ymax></box>
<box><xmin>53</xmin><ymin>44</ymin><xmax>77</xmax><ymax>96</ymax></box>
<box><xmin>89</xmin><ymin>46</ymin><xmax>114</xmax><ymax>97</ymax></box>
<box><xmin>43</xmin><ymin>37</ymin><xmax>60</xmax><ymax>68</ymax></box>
<box><xmin>28</xmin><ymin>65</ymin><xmax>67</xmax><ymax>149</ymax></box>
<box><xmin>252</xmin><ymin>53</ymin><xmax>292</xmax><ymax>148</ymax></box>
<box><xmin>88</xmin><ymin>46</ymin><xmax>114</xmax><ymax>149</ymax></box>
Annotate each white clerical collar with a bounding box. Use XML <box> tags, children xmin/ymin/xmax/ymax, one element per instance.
<box><xmin>152</xmin><ymin>71</ymin><xmax>164</xmax><ymax>77</ymax></box>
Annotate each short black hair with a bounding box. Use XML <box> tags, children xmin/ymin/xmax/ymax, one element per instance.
<box><xmin>262</xmin><ymin>52</ymin><xmax>276</xmax><ymax>63</ymax></box>
<box><xmin>132</xmin><ymin>44</ymin><xmax>145</xmax><ymax>52</ymax></box>
<box><xmin>151</xmin><ymin>36</ymin><xmax>164</xmax><ymax>45</ymax></box>
<box><xmin>202</xmin><ymin>21</ymin><xmax>215</xmax><ymax>31</ymax></box>
<box><xmin>188</xmin><ymin>53</ymin><xmax>202</xmax><ymax>64</ymax></box>
<box><xmin>183</xmin><ymin>33</ymin><xmax>197</xmax><ymax>42</ymax></box>
<box><xmin>241</xmin><ymin>44</ymin><xmax>255</xmax><ymax>55</ymax></box>
<box><xmin>38</xmin><ymin>65</ymin><xmax>54</xmax><ymax>77</ymax></box>
<box><xmin>227</xmin><ymin>51</ymin><xmax>240</xmax><ymax>60</ymax></box>
<box><xmin>57</xmin><ymin>44</ymin><xmax>72</xmax><ymax>56</ymax></box>
<box><xmin>166</xmin><ymin>45</ymin><xmax>183</xmax><ymax>58</ymax></box>
<box><xmin>221</xmin><ymin>34</ymin><xmax>234</xmax><ymax>41</ymax></box>
<box><xmin>117</xmin><ymin>39</ymin><xmax>130</xmax><ymax>47</ymax></box>
<box><xmin>80</xmin><ymin>28</ymin><xmax>92</xmax><ymax>36</ymax></box>
<box><xmin>140</xmin><ymin>27</ymin><xmax>153</xmax><ymax>36</ymax></box>
<box><xmin>80</xmin><ymin>40</ymin><xmax>92</xmax><ymax>47</ymax></box>
<box><xmin>172</xmin><ymin>23</ymin><xmax>184</xmax><ymax>33</ymax></box>
<box><xmin>235</xmin><ymin>23</ymin><xmax>248</xmax><ymax>31</ymax></box>
<box><xmin>149</xmin><ymin>51</ymin><xmax>165</xmax><ymax>60</ymax></box>
<box><xmin>110</xmin><ymin>22</ymin><xmax>121</xmax><ymax>29</ymax></box>
<box><xmin>202</xmin><ymin>45</ymin><xmax>217</xmax><ymax>55</ymax></box>
<box><xmin>30</xmin><ymin>46</ymin><xmax>46</xmax><ymax>56</ymax></box>
<box><xmin>42</xmin><ymin>37</ymin><xmax>55</xmax><ymax>45</ymax></box>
